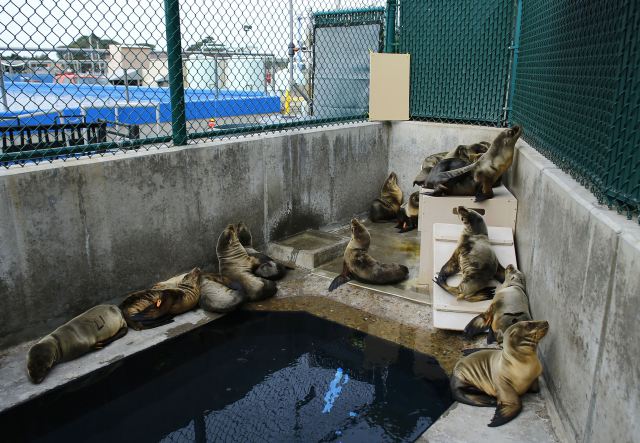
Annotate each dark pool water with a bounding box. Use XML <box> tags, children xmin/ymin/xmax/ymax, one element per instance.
<box><xmin>2</xmin><ymin>311</ymin><xmax>452</xmax><ymax>443</ymax></box>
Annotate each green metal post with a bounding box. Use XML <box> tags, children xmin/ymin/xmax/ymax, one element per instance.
<box><xmin>164</xmin><ymin>0</ymin><xmax>187</xmax><ymax>146</ymax></box>
<box><xmin>505</xmin><ymin>0</ymin><xmax>522</xmax><ymax>125</ymax></box>
<box><xmin>384</xmin><ymin>0</ymin><xmax>397</xmax><ymax>53</ymax></box>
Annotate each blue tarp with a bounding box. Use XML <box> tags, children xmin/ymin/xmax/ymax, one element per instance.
<box><xmin>0</xmin><ymin>80</ymin><xmax>280</xmax><ymax>126</ymax></box>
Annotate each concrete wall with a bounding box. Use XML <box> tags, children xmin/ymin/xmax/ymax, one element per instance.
<box><xmin>504</xmin><ymin>143</ymin><xmax>640</xmax><ymax>443</ymax></box>
<box><xmin>0</xmin><ymin>122</ymin><xmax>388</xmax><ymax>347</ymax></box>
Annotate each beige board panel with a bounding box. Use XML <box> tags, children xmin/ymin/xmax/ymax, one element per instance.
<box><xmin>432</xmin><ymin>223</ymin><xmax>518</xmax><ymax>331</ymax></box>
<box><xmin>417</xmin><ymin>185</ymin><xmax>517</xmax><ymax>289</ymax></box>
<box><xmin>368</xmin><ymin>53</ymin><xmax>410</xmax><ymax>121</ymax></box>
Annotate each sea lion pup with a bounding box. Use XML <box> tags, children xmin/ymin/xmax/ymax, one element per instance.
<box><xmin>464</xmin><ymin>264</ymin><xmax>532</xmax><ymax>344</ymax></box>
<box><xmin>119</xmin><ymin>267</ymin><xmax>202</xmax><ymax>330</ymax></box>
<box><xmin>27</xmin><ymin>305</ymin><xmax>127</xmax><ymax>384</ymax></box>
<box><xmin>434</xmin><ymin>207</ymin><xmax>505</xmax><ymax>302</ymax></box>
<box><xmin>199</xmin><ymin>272</ymin><xmax>246</xmax><ymax>313</ymax></box>
<box><xmin>217</xmin><ymin>224</ymin><xmax>278</xmax><ymax>301</ymax></box>
<box><xmin>426</xmin><ymin>125</ymin><xmax>523</xmax><ymax>201</ymax></box>
<box><xmin>450</xmin><ymin>320</ymin><xmax>549</xmax><ymax>427</ymax></box>
<box><xmin>328</xmin><ymin>218</ymin><xmax>409</xmax><ymax>291</ymax></box>
<box><xmin>236</xmin><ymin>222</ymin><xmax>290</xmax><ymax>280</ymax></box>
<box><xmin>370</xmin><ymin>172</ymin><xmax>403</xmax><ymax>222</ymax></box>
<box><xmin>395</xmin><ymin>191</ymin><xmax>420</xmax><ymax>233</ymax></box>
<box><xmin>412</xmin><ymin>151</ymin><xmax>448</xmax><ymax>187</ymax></box>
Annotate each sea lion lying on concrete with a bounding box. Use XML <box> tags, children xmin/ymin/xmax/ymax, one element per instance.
<box><xmin>328</xmin><ymin>219</ymin><xmax>409</xmax><ymax>291</ymax></box>
<box><xmin>217</xmin><ymin>224</ymin><xmax>278</xmax><ymax>301</ymax></box>
<box><xmin>27</xmin><ymin>304</ymin><xmax>128</xmax><ymax>384</ymax></box>
<box><xmin>236</xmin><ymin>222</ymin><xmax>290</xmax><ymax>280</ymax></box>
<box><xmin>425</xmin><ymin>125</ymin><xmax>522</xmax><ymax>201</ymax></box>
<box><xmin>395</xmin><ymin>191</ymin><xmax>420</xmax><ymax>233</ymax></box>
<box><xmin>119</xmin><ymin>267</ymin><xmax>202</xmax><ymax>330</ymax></box>
<box><xmin>434</xmin><ymin>207</ymin><xmax>505</xmax><ymax>301</ymax></box>
<box><xmin>464</xmin><ymin>264</ymin><xmax>532</xmax><ymax>344</ymax></box>
<box><xmin>450</xmin><ymin>320</ymin><xmax>549</xmax><ymax>427</ymax></box>
<box><xmin>370</xmin><ymin>172</ymin><xmax>403</xmax><ymax>222</ymax></box>
<box><xmin>199</xmin><ymin>272</ymin><xmax>246</xmax><ymax>313</ymax></box>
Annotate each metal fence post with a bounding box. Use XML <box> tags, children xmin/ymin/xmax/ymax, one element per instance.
<box><xmin>164</xmin><ymin>0</ymin><xmax>187</xmax><ymax>146</ymax></box>
<box><xmin>384</xmin><ymin>0</ymin><xmax>398</xmax><ymax>53</ymax></box>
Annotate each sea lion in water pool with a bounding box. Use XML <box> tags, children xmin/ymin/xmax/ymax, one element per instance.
<box><xmin>236</xmin><ymin>222</ymin><xmax>290</xmax><ymax>280</ymax></box>
<box><xmin>464</xmin><ymin>264</ymin><xmax>532</xmax><ymax>344</ymax></box>
<box><xmin>450</xmin><ymin>320</ymin><xmax>549</xmax><ymax>427</ymax></box>
<box><xmin>434</xmin><ymin>206</ymin><xmax>505</xmax><ymax>302</ymax></box>
<box><xmin>119</xmin><ymin>267</ymin><xmax>202</xmax><ymax>330</ymax></box>
<box><xmin>27</xmin><ymin>304</ymin><xmax>128</xmax><ymax>384</ymax></box>
<box><xmin>328</xmin><ymin>219</ymin><xmax>409</xmax><ymax>291</ymax></box>
<box><xmin>217</xmin><ymin>224</ymin><xmax>278</xmax><ymax>301</ymax></box>
<box><xmin>426</xmin><ymin>126</ymin><xmax>522</xmax><ymax>201</ymax></box>
<box><xmin>370</xmin><ymin>172</ymin><xmax>403</xmax><ymax>222</ymax></box>
<box><xmin>395</xmin><ymin>191</ymin><xmax>420</xmax><ymax>233</ymax></box>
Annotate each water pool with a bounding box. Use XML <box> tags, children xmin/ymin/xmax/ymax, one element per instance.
<box><xmin>1</xmin><ymin>311</ymin><xmax>452</xmax><ymax>442</ymax></box>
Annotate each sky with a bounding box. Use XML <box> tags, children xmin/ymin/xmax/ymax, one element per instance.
<box><xmin>0</xmin><ymin>0</ymin><xmax>383</xmax><ymax>60</ymax></box>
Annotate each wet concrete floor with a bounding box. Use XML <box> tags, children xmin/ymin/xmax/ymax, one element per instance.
<box><xmin>313</xmin><ymin>219</ymin><xmax>430</xmax><ymax>304</ymax></box>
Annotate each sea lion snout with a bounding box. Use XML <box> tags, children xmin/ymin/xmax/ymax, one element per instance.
<box><xmin>27</xmin><ymin>342</ymin><xmax>56</xmax><ymax>384</ymax></box>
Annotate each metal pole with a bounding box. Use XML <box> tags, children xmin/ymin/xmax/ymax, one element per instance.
<box><xmin>214</xmin><ymin>54</ymin><xmax>219</xmax><ymax>99</ymax></box>
<box><xmin>384</xmin><ymin>0</ymin><xmax>398</xmax><ymax>53</ymax></box>
<box><xmin>288</xmin><ymin>0</ymin><xmax>295</xmax><ymax>90</ymax></box>
<box><xmin>124</xmin><ymin>69</ymin><xmax>130</xmax><ymax>103</ymax></box>
<box><xmin>0</xmin><ymin>57</ymin><xmax>9</xmax><ymax>111</ymax></box>
<box><xmin>164</xmin><ymin>0</ymin><xmax>187</xmax><ymax>145</ymax></box>
<box><xmin>504</xmin><ymin>0</ymin><xmax>523</xmax><ymax>125</ymax></box>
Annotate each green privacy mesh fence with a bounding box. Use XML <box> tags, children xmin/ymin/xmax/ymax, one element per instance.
<box><xmin>398</xmin><ymin>0</ymin><xmax>516</xmax><ymax>126</ymax></box>
<box><xmin>511</xmin><ymin>0</ymin><xmax>640</xmax><ymax>219</ymax></box>
<box><xmin>0</xmin><ymin>0</ymin><xmax>385</xmax><ymax>165</ymax></box>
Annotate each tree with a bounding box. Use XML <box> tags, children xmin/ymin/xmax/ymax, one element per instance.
<box><xmin>58</xmin><ymin>33</ymin><xmax>120</xmax><ymax>60</ymax></box>
<box><xmin>186</xmin><ymin>37</ymin><xmax>227</xmax><ymax>53</ymax></box>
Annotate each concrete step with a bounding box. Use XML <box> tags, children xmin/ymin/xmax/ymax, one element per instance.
<box><xmin>266</xmin><ymin>229</ymin><xmax>349</xmax><ymax>270</ymax></box>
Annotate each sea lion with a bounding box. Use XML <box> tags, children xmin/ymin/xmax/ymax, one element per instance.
<box><xmin>217</xmin><ymin>224</ymin><xmax>278</xmax><ymax>301</ymax></box>
<box><xmin>450</xmin><ymin>320</ymin><xmax>549</xmax><ymax>427</ymax></box>
<box><xmin>464</xmin><ymin>264</ymin><xmax>532</xmax><ymax>344</ymax></box>
<box><xmin>328</xmin><ymin>218</ymin><xmax>409</xmax><ymax>291</ymax></box>
<box><xmin>395</xmin><ymin>191</ymin><xmax>420</xmax><ymax>233</ymax></box>
<box><xmin>434</xmin><ymin>206</ymin><xmax>505</xmax><ymax>302</ymax></box>
<box><xmin>199</xmin><ymin>272</ymin><xmax>246</xmax><ymax>313</ymax></box>
<box><xmin>27</xmin><ymin>304</ymin><xmax>128</xmax><ymax>384</ymax></box>
<box><xmin>370</xmin><ymin>172</ymin><xmax>403</xmax><ymax>222</ymax></box>
<box><xmin>426</xmin><ymin>125</ymin><xmax>523</xmax><ymax>201</ymax></box>
<box><xmin>443</xmin><ymin>141</ymin><xmax>490</xmax><ymax>162</ymax></box>
<box><xmin>413</xmin><ymin>151</ymin><xmax>448</xmax><ymax>187</ymax></box>
<box><xmin>236</xmin><ymin>222</ymin><xmax>290</xmax><ymax>280</ymax></box>
<box><xmin>119</xmin><ymin>267</ymin><xmax>202</xmax><ymax>330</ymax></box>
<box><xmin>425</xmin><ymin>157</ymin><xmax>470</xmax><ymax>189</ymax></box>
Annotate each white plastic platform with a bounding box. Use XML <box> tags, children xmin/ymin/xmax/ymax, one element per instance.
<box><xmin>418</xmin><ymin>185</ymin><xmax>517</xmax><ymax>290</ymax></box>
<box><xmin>432</xmin><ymin>223</ymin><xmax>518</xmax><ymax>331</ymax></box>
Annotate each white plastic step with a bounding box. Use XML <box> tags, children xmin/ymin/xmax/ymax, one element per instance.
<box><xmin>432</xmin><ymin>223</ymin><xmax>518</xmax><ymax>331</ymax></box>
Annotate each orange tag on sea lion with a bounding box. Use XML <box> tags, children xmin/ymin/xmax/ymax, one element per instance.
<box><xmin>156</xmin><ymin>299</ymin><xmax>162</xmax><ymax>308</ymax></box>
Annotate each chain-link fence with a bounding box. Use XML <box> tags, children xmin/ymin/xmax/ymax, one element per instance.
<box><xmin>0</xmin><ymin>0</ymin><xmax>385</xmax><ymax>166</ymax></box>
<box><xmin>398</xmin><ymin>0</ymin><xmax>516</xmax><ymax>126</ymax></box>
<box><xmin>511</xmin><ymin>0</ymin><xmax>640</xmax><ymax>219</ymax></box>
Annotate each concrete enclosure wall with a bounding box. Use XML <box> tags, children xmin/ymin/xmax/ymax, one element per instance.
<box><xmin>0</xmin><ymin>122</ymin><xmax>388</xmax><ymax>347</ymax></box>
<box><xmin>504</xmin><ymin>145</ymin><xmax>640</xmax><ymax>443</ymax></box>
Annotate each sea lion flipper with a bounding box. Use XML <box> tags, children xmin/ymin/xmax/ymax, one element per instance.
<box><xmin>94</xmin><ymin>325</ymin><xmax>128</xmax><ymax>349</ymax></box>
<box><xmin>450</xmin><ymin>375</ymin><xmax>497</xmax><ymax>407</ymax></box>
<box><xmin>487</xmin><ymin>328</ymin><xmax>497</xmax><ymax>344</ymax></box>
<box><xmin>328</xmin><ymin>262</ymin><xmax>352</xmax><ymax>292</ymax></box>
<box><xmin>461</xmin><ymin>348</ymin><xmax>493</xmax><ymax>356</ymax></box>
<box><xmin>464</xmin><ymin>313</ymin><xmax>490</xmax><ymax>338</ymax></box>
<box><xmin>494</xmin><ymin>263</ymin><xmax>506</xmax><ymax>283</ymax></box>
<box><xmin>489</xmin><ymin>385</ymin><xmax>522</xmax><ymax>427</ymax></box>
